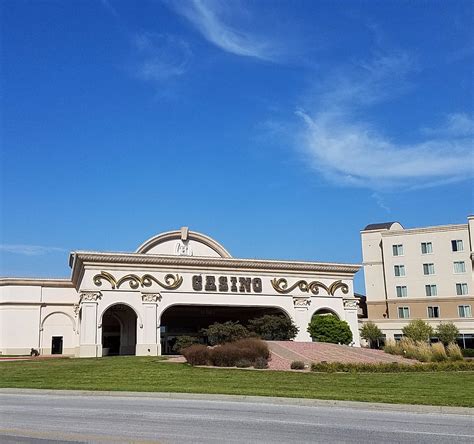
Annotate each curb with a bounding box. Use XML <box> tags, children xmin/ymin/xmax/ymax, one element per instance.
<box><xmin>0</xmin><ymin>388</ymin><xmax>472</xmax><ymax>415</ymax></box>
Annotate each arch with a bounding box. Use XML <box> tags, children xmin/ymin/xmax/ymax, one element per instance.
<box><xmin>41</xmin><ymin>311</ymin><xmax>76</xmax><ymax>332</ymax></box>
<box><xmin>310</xmin><ymin>307</ymin><xmax>340</xmax><ymax>320</ymax></box>
<box><xmin>136</xmin><ymin>229</ymin><xmax>232</xmax><ymax>258</ymax></box>
<box><xmin>99</xmin><ymin>301</ymin><xmax>143</xmax><ymax>328</ymax></box>
<box><xmin>101</xmin><ymin>303</ymin><xmax>138</xmax><ymax>356</ymax></box>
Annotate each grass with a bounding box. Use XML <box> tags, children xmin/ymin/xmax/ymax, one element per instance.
<box><xmin>0</xmin><ymin>357</ymin><xmax>473</xmax><ymax>407</ymax></box>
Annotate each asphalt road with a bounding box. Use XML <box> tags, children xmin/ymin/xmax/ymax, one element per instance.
<box><xmin>0</xmin><ymin>392</ymin><xmax>472</xmax><ymax>443</ymax></box>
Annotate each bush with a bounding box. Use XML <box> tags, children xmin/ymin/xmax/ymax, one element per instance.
<box><xmin>209</xmin><ymin>338</ymin><xmax>270</xmax><ymax>367</ymax></box>
<box><xmin>201</xmin><ymin>321</ymin><xmax>249</xmax><ymax>345</ymax></box>
<box><xmin>247</xmin><ymin>315</ymin><xmax>299</xmax><ymax>340</ymax></box>
<box><xmin>402</xmin><ymin>320</ymin><xmax>433</xmax><ymax>342</ymax></box>
<box><xmin>307</xmin><ymin>315</ymin><xmax>353</xmax><ymax>345</ymax></box>
<box><xmin>360</xmin><ymin>322</ymin><xmax>384</xmax><ymax>348</ymax></box>
<box><xmin>254</xmin><ymin>357</ymin><xmax>269</xmax><ymax>369</ymax></box>
<box><xmin>311</xmin><ymin>360</ymin><xmax>474</xmax><ymax>373</ymax></box>
<box><xmin>462</xmin><ymin>348</ymin><xmax>474</xmax><ymax>357</ymax></box>
<box><xmin>431</xmin><ymin>342</ymin><xmax>448</xmax><ymax>362</ymax></box>
<box><xmin>235</xmin><ymin>359</ymin><xmax>252</xmax><ymax>368</ymax></box>
<box><xmin>172</xmin><ymin>336</ymin><xmax>199</xmax><ymax>353</ymax></box>
<box><xmin>446</xmin><ymin>343</ymin><xmax>464</xmax><ymax>361</ymax></box>
<box><xmin>435</xmin><ymin>322</ymin><xmax>459</xmax><ymax>346</ymax></box>
<box><xmin>290</xmin><ymin>361</ymin><xmax>305</xmax><ymax>370</ymax></box>
<box><xmin>181</xmin><ymin>344</ymin><xmax>210</xmax><ymax>366</ymax></box>
<box><xmin>414</xmin><ymin>341</ymin><xmax>433</xmax><ymax>362</ymax></box>
<box><xmin>383</xmin><ymin>338</ymin><xmax>401</xmax><ymax>355</ymax></box>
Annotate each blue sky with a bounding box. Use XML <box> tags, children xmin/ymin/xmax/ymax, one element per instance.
<box><xmin>1</xmin><ymin>0</ymin><xmax>473</xmax><ymax>292</ymax></box>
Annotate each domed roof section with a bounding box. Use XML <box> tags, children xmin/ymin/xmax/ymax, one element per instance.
<box><xmin>136</xmin><ymin>227</ymin><xmax>232</xmax><ymax>258</ymax></box>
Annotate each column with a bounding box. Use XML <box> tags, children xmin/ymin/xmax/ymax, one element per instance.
<box><xmin>78</xmin><ymin>291</ymin><xmax>102</xmax><ymax>357</ymax></box>
<box><xmin>343</xmin><ymin>298</ymin><xmax>361</xmax><ymax>347</ymax></box>
<box><xmin>135</xmin><ymin>293</ymin><xmax>160</xmax><ymax>356</ymax></box>
<box><xmin>293</xmin><ymin>297</ymin><xmax>312</xmax><ymax>342</ymax></box>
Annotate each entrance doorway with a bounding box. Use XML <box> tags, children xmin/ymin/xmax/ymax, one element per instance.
<box><xmin>101</xmin><ymin>304</ymin><xmax>137</xmax><ymax>356</ymax></box>
<box><xmin>51</xmin><ymin>336</ymin><xmax>63</xmax><ymax>354</ymax></box>
<box><xmin>160</xmin><ymin>305</ymin><xmax>288</xmax><ymax>354</ymax></box>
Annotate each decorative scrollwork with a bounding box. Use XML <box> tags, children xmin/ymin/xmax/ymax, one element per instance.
<box><xmin>271</xmin><ymin>278</ymin><xmax>349</xmax><ymax>296</ymax></box>
<box><xmin>92</xmin><ymin>271</ymin><xmax>183</xmax><ymax>290</ymax></box>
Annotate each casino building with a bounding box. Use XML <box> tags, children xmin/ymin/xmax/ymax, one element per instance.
<box><xmin>0</xmin><ymin>228</ymin><xmax>361</xmax><ymax>357</ymax></box>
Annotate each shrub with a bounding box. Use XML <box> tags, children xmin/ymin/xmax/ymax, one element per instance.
<box><xmin>462</xmin><ymin>348</ymin><xmax>474</xmax><ymax>357</ymax></box>
<box><xmin>307</xmin><ymin>315</ymin><xmax>353</xmax><ymax>345</ymax></box>
<box><xmin>181</xmin><ymin>344</ymin><xmax>210</xmax><ymax>366</ymax></box>
<box><xmin>360</xmin><ymin>322</ymin><xmax>384</xmax><ymax>348</ymax></box>
<box><xmin>247</xmin><ymin>315</ymin><xmax>299</xmax><ymax>340</ymax></box>
<box><xmin>446</xmin><ymin>342</ymin><xmax>464</xmax><ymax>361</ymax></box>
<box><xmin>383</xmin><ymin>338</ymin><xmax>402</xmax><ymax>355</ymax></box>
<box><xmin>209</xmin><ymin>338</ymin><xmax>270</xmax><ymax>367</ymax></box>
<box><xmin>431</xmin><ymin>342</ymin><xmax>448</xmax><ymax>362</ymax></box>
<box><xmin>172</xmin><ymin>336</ymin><xmax>199</xmax><ymax>353</ymax></box>
<box><xmin>414</xmin><ymin>341</ymin><xmax>432</xmax><ymax>362</ymax></box>
<box><xmin>311</xmin><ymin>360</ymin><xmax>474</xmax><ymax>373</ymax></box>
<box><xmin>201</xmin><ymin>321</ymin><xmax>249</xmax><ymax>345</ymax></box>
<box><xmin>402</xmin><ymin>320</ymin><xmax>433</xmax><ymax>342</ymax></box>
<box><xmin>254</xmin><ymin>357</ymin><xmax>269</xmax><ymax>369</ymax></box>
<box><xmin>435</xmin><ymin>322</ymin><xmax>459</xmax><ymax>346</ymax></box>
<box><xmin>235</xmin><ymin>359</ymin><xmax>252</xmax><ymax>368</ymax></box>
<box><xmin>398</xmin><ymin>338</ymin><xmax>417</xmax><ymax>359</ymax></box>
<box><xmin>290</xmin><ymin>361</ymin><xmax>305</xmax><ymax>370</ymax></box>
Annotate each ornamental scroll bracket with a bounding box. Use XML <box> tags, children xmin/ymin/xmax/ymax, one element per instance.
<box><xmin>343</xmin><ymin>298</ymin><xmax>359</xmax><ymax>309</ymax></box>
<box><xmin>93</xmin><ymin>272</ymin><xmax>183</xmax><ymax>291</ymax></box>
<box><xmin>271</xmin><ymin>278</ymin><xmax>349</xmax><ymax>296</ymax></box>
<box><xmin>141</xmin><ymin>293</ymin><xmax>162</xmax><ymax>303</ymax></box>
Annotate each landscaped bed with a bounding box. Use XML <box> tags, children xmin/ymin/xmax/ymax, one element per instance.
<box><xmin>0</xmin><ymin>356</ymin><xmax>473</xmax><ymax>407</ymax></box>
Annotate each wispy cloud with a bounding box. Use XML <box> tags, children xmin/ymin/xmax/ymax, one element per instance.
<box><xmin>132</xmin><ymin>33</ymin><xmax>192</xmax><ymax>82</ymax></box>
<box><xmin>295</xmin><ymin>54</ymin><xmax>474</xmax><ymax>189</ymax></box>
<box><xmin>168</xmin><ymin>0</ymin><xmax>278</xmax><ymax>61</ymax></box>
<box><xmin>0</xmin><ymin>244</ymin><xmax>67</xmax><ymax>256</ymax></box>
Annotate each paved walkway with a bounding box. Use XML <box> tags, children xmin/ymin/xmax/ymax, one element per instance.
<box><xmin>267</xmin><ymin>341</ymin><xmax>412</xmax><ymax>370</ymax></box>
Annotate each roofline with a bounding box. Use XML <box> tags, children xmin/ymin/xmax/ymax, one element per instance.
<box><xmin>382</xmin><ymin>223</ymin><xmax>468</xmax><ymax>236</ymax></box>
<box><xmin>0</xmin><ymin>278</ymin><xmax>73</xmax><ymax>288</ymax></box>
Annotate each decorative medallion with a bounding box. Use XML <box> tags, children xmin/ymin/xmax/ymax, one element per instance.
<box><xmin>293</xmin><ymin>297</ymin><xmax>311</xmax><ymax>308</ymax></box>
<box><xmin>271</xmin><ymin>278</ymin><xmax>348</xmax><ymax>296</ymax></box>
<box><xmin>141</xmin><ymin>293</ymin><xmax>162</xmax><ymax>303</ymax></box>
<box><xmin>343</xmin><ymin>298</ymin><xmax>358</xmax><ymax>308</ymax></box>
<box><xmin>93</xmin><ymin>272</ymin><xmax>183</xmax><ymax>290</ymax></box>
<box><xmin>79</xmin><ymin>291</ymin><xmax>102</xmax><ymax>302</ymax></box>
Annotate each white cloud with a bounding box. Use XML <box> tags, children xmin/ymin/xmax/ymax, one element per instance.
<box><xmin>169</xmin><ymin>0</ymin><xmax>277</xmax><ymax>61</ymax></box>
<box><xmin>0</xmin><ymin>245</ymin><xmax>66</xmax><ymax>256</ymax></box>
<box><xmin>133</xmin><ymin>33</ymin><xmax>192</xmax><ymax>82</ymax></box>
<box><xmin>295</xmin><ymin>54</ymin><xmax>474</xmax><ymax>189</ymax></box>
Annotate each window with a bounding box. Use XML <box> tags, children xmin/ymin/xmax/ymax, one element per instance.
<box><xmin>392</xmin><ymin>244</ymin><xmax>404</xmax><ymax>256</ymax></box>
<box><xmin>451</xmin><ymin>240</ymin><xmax>464</xmax><ymax>252</ymax></box>
<box><xmin>396</xmin><ymin>286</ymin><xmax>408</xmax><ymax>297</ymax></box>
<box><xmin>423</xmin><ymin>263</ymin><xmax>435</xmax><ymax>275</ymax></box>
<box><xmin>421</xmin><ymin>242</ymin><xmax>433</xmax><ymax>254</ymax></box>
<box><xmin>394</xmin><ymin>265</ymin><xmax>406</xmax><ymax>277</ymax></box>
<box><xmin>427</xmin><ymin>306</ymin><xmax>440</xmax><ymax>318</ymax></box>
<box><xmin>453</xmin><ymin>261</ymin><xmax>466</xmax><ymax>273</ymax></box>
<box><xmin>398</xmin><ymin>307</ymin><xmax>410</xmax><ymax>319</ymax></box>
<box><xmin>458</xmin><ymin>305</ymin><xmax>472</xmax><ymax>318</ymax></box>
<box><xmin>425</xmin><ymin>284</ymin><xmax>437</xmax><ymax>296</ymax></box>
<box><xmin>456</xmin><ymin>283</ymin><xmax>468</xmax><ymax>295</ymax></box>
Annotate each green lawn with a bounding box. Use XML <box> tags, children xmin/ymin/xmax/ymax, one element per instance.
<box><xmin>0</xmin><ymin>357</ymin><xmax>473</xmax><ymax>407</ymax></box>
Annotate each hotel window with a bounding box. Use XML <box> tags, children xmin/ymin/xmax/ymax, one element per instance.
<box><xmin>456</xmin><ymin>283</ymin><xmax>468</xmax><ymax>295</ymax></box>
<box><xmin>453</xmin><ymin>261</ymin><xmax>466</xmax><ymax>274</ymax></box>
<box><xmin>421</xmin><ymin>242</ymin><xmax>433</xmax><ymax>254</ymax></box>
<box><xmin>392</xmin><ymin>244</ymin><xmax>404</xmax><ymax>256</ymax></box>
<box><xmin>396</xmin><ymin>286</ymin><xmax>408</xmax><ymax>297</ymax></box>
<box><xmin>398</xmin><ymin>307</ymin><xmax>410</xmax><ymax>319</ymax></box>
<box><xmin>423</xmin><ymin>263</ymin><xmax>435</xmax><ymax>275</ymax></box>
<box><xmin>394</xmin><ymin>265</ymin><xmax>406</xmax><ymax>277</ymax></box>
<box><xmin>458</xmin><ymin>305</ymin><xmax>472</xmax><ymax>318</ymax></box>
<box><xmin>427</xmin><ymin>306</ymin><xmax>440</xmax><ymax>318</ymax></box>
<box><xmin>425</xmin><ymin>284</ymin><xmax>437</xmax><ymax>296</ymax></box>
<box><xmin>451</xmin><ymin>240</ymin><xmax>464</xmax><ymax>252</ymax></box>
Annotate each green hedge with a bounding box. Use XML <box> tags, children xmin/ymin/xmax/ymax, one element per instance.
<box><xmin>462</xmin><ymin>348</ymin><xmax>474</xmax><ymax>357</ymax></box>
<box><xmin>311</xmin><ymin>360</ymin><xmax>474</xmax><ymax>373</ymax></box>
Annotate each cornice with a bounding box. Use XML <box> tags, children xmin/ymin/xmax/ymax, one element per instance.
<box><xmin>0</xmin><ymin>278</ymin><xmax>73</xmax><ymax>288</ymax></box>
<box><xmin>70</xmin><ymin>251</ymin><xmax>361</xmax><ymax>287</ymax></box>
<box><xmin>382</xmin><ymin>224</ymin><xmax>468</xmax><ymax>237</ymax></box>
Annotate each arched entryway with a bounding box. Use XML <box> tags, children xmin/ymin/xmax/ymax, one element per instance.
<box><xmin>101</xmin><ymin>304</ymin><xmax>137</xmax><ymax>356</ymax></box>
<box><xmin>160</xmin><ymin>305</ymin><xmax>290</xmax><ymax>354</ymax></box>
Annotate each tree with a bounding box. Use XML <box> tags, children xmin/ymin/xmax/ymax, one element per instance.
<box><xmin>201</xmin><ymin>321</ymin><xmax>249</xmax><ymax>345</ymax></box>
<box><xmin>402</xmin><ymin>319</ymin><xmax>433</xmax><ymax>342</ymax></box>
<box><xmin>247</xmin><ymin>315</ymin><xmax>299</xmax><ymax>340</ymax></box>
<box><xmin>307</xmin><ymin>315</ymin><xmax>353</xmax><ymax>345</ymax></box>
<box><xmin>435</xmin><ymin>322</ymin><xmax>459</xmax><ymax>345</ymax></box>
<box><xmin>360</xmin><ymin>321</ymin><xmax>384</xmax><ymax>348</ymax></box>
